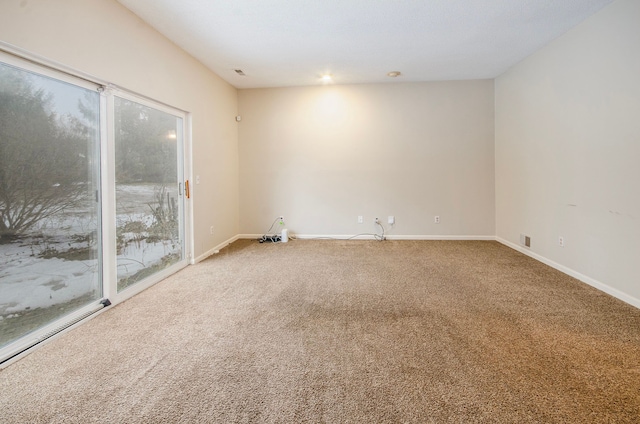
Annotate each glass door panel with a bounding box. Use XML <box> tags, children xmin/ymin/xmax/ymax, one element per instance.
<box><xmin>114</xmin><ymin>97</ymin><xmax>184</xmax><ymax>292</ymax></box>
<box><xmin>0</xmin><ymin>62</ymin><xmax>101</xmax><ymax>348</ymax></box>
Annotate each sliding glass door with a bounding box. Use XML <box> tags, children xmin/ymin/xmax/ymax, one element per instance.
<box><xmin>114</xmin><ymin>96</ymin><xmax>185</xmax><ymax>292</ymax></box>
<box><xmin>0</xmin><ymin>62</ymin><xmax>102</xmax><ymax>349</ymax></box>
<box><xmin>0</xmin><ymin>52</ymin><xmax>191</xmax><ymax>364</ymax></box>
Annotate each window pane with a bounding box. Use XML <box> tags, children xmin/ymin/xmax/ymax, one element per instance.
<box><xmin>0</xmin><ymin>62</ymin><xmax>101</xmax><ymax>348</ymax></box>
<box><xmin>114</xmin><ymin>97</ymin><xmax>183</xmax><ymax>292</ymax></box>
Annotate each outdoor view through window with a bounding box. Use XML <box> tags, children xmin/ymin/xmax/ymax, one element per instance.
<box><xmin>0</xmin><ymin>62</ymin><xmax>101</xmax><ymax>348</ymax></box>
<box><xmin>0</xmin><ymin>61</ymin><xmax>185</xmax><ymax>352</ymax></box>
<box><xmin>114</xmin><ymin>96</ymin><xmax>183</xmax><ymax>292</ymax></box>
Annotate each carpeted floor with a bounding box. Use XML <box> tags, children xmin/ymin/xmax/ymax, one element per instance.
<box><xmin>0</xmin><ymin>239</ymin><xmax>639</xmax><ymax>423</ymax></box>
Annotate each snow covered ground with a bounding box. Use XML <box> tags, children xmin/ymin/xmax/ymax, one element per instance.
<box><xmin>0</xmin><ymin>184</ymin><xmax>180</xmax><ymax>318</ymax></box>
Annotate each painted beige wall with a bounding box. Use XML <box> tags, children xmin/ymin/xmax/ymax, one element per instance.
<box><xmin>4</xmin><ymin>0</ymin><xmax>633</xmax><ymax>308</ymax></box>
<box><xmin>495</xmin><ymin>0</ymin><xmax>640</xmax><ymax>304</ymax></box>
<box><xmin>0</xmin><ymin>0</ymin><xmax>239</xmax><ymax>259</ymax></box>
<box><xmin>238</xmin><ymin>81</ymin><xmax>495</xmax><ymax>237</ymax></box>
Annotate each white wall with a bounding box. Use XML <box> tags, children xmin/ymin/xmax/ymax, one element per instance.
<box><xmin>495</xmin><ymin>0</ymin><xmax>640</xmax><ymax>304</ymax></box>
<box><xmin>238</xmin><ymin>81</ymin><xmax>495</xmax><ymax>237</ymax></box>
<box><xmin>0</xmin><ymin>0</ymin><xmax>239</xmax><ymax>259</ymax></box>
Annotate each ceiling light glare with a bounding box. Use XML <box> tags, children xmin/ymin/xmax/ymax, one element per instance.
<box><xmin>321</xmin><ymin>74</ymin><xmax>332</xmax><ymax>83</ymax></box>
<box><xmin>387</xmin><ymin>71</ymin><xmax>402</xmax><ymax>77</ymax></box>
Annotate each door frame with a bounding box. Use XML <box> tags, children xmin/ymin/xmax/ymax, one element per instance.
<box><xmin>106</xmin><ymin>88</ymin><xmax>193</xmax><ymax>305</ymax></box>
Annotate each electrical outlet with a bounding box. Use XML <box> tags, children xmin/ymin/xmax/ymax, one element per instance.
<box><xmin>559</xmin><ymin>236</ymin><xmax>564</xmax><ymax>247</ymax></box>
<box><xmin>434</xmin><ymin>216</ymin><xmax>440</xmax><ymax>224</ymax></box>
<box><xmin>358</xmin><ymin>215</ymin><xmax>363</xmax><ymax>224</ymax></box>
<box><xmin>388</xmin><ymin>216</ymin><xmax>395</xmax><ymax>225</ymax></box>
<box><xmin>210</xmin><ymin>226</ymin><xmax>214</xmax><ymax>235</ymax></box>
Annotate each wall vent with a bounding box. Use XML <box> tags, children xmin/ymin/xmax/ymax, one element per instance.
<box><xmin>520</xmin><ymin>234</ymin><xmax>531</xmax><ymax>248</ymax></box>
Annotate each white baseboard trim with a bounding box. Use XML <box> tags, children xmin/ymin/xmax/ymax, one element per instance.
<box><xmin>238</xmin><ymin>234</ymin><xmax>264</xmax><ymax>240</ymax></box>
<box><xmin>497</xmin><ymin>237</ymin><xmax>640</xmax><ymax>310</ymax></box>
<box><xmin>239</xmin><ymin>233</ymin><xmax>496</xmax><ymax>241</ymax></box>
<box><xmin>294</xmin><ymin>234</ymin><xmax>381</xmax><ymax>240</ymax></box>
<box><xmin>192</xmin><ymin>234</ymin><xmax>240</xmax><ymax>264</ymax></box>
<box><xmin>384</xmin><ymin>235</ymin><xmax>496</xmax><ymax>241</ymax></box>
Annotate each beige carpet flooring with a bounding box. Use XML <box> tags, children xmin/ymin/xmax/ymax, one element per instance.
<box><xmin>0</xmin><ymin>239</ymin><xmax>639</xmax><ymax>423</ymax></box>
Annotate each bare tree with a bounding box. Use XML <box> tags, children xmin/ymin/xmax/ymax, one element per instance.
<box><xmin>0</xmin><ymin>64</ymin><xmax>92</xmax><ymax>241</ymax></box>
<box><xmin>114</xmin><ymin>97</ymin><xmax>177</xmax><ymax>184</ymax></box>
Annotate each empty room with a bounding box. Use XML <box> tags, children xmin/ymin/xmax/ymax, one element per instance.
<box><xmin>0</xmin><ymin>0</ymin><xmax>639</xmax><ymax>422</ymax></box>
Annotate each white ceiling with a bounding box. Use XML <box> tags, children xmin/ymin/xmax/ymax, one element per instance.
<box><xmin>116</xmin><ymin>0</ymin><xmax>613</xmax><ymax>89</ymax></box>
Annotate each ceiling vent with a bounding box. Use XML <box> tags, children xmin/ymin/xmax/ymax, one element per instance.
<box><xmin>234</xmin><ymin>69</ymin><xmax>246</xmax><ymax>76</ymax></box>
